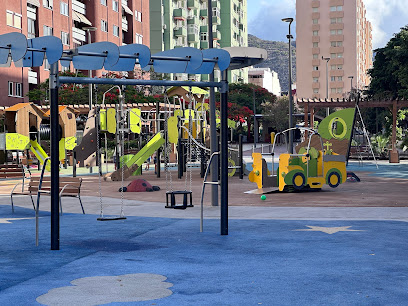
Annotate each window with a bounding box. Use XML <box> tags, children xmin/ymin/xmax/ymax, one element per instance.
<box><xmin>312</xmin><ymin>19</ymin><xmax>318</xmax><ymax>24</ymax></box>
<box><xmin>337</xmin><ymin>65</ymin><xmax>343</xmax><ymax>70</ymax></box>
<box><xmin>15</xmin><ymin>83</ymin><xmax>22</xmax><ymax>97</ymax></box>
<box><xmin>6</xmin><ymin>11</ymin><xmax>22</xmax><ymax>29</ymax></box>
<box><xmin>313</xmin><ymin>66</ymin><xmax>319</xmax><ymax>71</ymax></box>
<box><xmin>43</xmin><ymin>0</ymin><xmax>53</xmax><ymax>9</ymax></box>
<box><xmin>337</xmin><ymin>53</ymin><xmax>343</xmax><ymax>58</ymax></box>
<box><xmin>200</xmin><ymin>32</ymin><xmax>208</xmax><ymax>41</ymax></box>
<box><xmin>337</xmin><ymin>76</ymin><xmax>343</xmax><ymax>81</ymax></box>
<box><xmin>113</xmin><ymin>25</ymin><xmax>119</xmax><ymax>37</ymax></box>
<box><xmin>313</xmin><ymin>54</ymin><xmax>318</xmax><ymax>59</ymax></box>
<box><xmin>331</xmin><ymin>76</ymin><xmax>336</xmax><ymax>82</ymax></box>
<box><xmin>313</xmin><ymin>30</ymin><xmax>319</xmax><ymax>36</ymax></box>
<box><xmin>113</xmin><ymin>0</ymin><xmax>119</xmax><ymax>12</ymax></box>
<box><xmin>28</xmin><ymin>18</ymin><xmax>36</xmax><ymax>38</ymax></box>
<box><xmin>8</xmin><ymin>81</ymin><xmax>13</xmax><ymax>96</ymax></box>
<box><xmin>313</xmin><ymin>88</ymin><xmax>319</xmax><ymax>93</ymax></box>
<box><xmin>330</xmin><ymin>29</ymin><xmax>343</xmax><ymax>35</ymax></box>
<box><xmin>313</xmin><ymin>77</ymin><xmax>319</xmax><ymax>83</ymax></box>
<box><xmin>337</xmin><ymin>18</ymin><xmax>343</xmax><ymax>23</ymax></box>
<box><xmin>135</xmin><ymin>33</ymin><xmax>143</xmax><ymax>44</ymax></box>
<box><xmin>101</xmin><ymin>0</ymin><xmax>107</xmax><ymax>6</ymax></box>
<box><xmin>330</xmin><ymin>6</ymin><xmax>343</xmax><ymax>11</ymax></box>
<box><xmin>313</xmin><ymin>42</ymin><xmax>319</xmax><ymax>48</ymax></box>
<box><xmin>330</xmin><ymin>53</ymin><xmax>336</xmax><ymax>59</ymax></box>
<box><xmin>60</xmin><ymin>1</ymin><xmax>68</xmax><ymax>16</ymax></box>
<box><xmin>337</xmin><ymin>88</ymin><xmax>343</xmax><ymax>93</ymax></box>
<box><xmin>43</xmin><ymin>25</ymin><xmax>53</xmax><ymax>36</ymax></box>
<box><xmin>331</xmin><ymin>88</ymin><xmax>336</xmax><ymax>93</ymax></box>
<box><xmin>331</xmin><ymin>41</ymin><xmax>342</xmax><ymax>47</ymax></box>
<box><xmin>101</xmin><ymin>20</ymin><xmax>108</xmax><ymax>32</ymax></box>
<box><xmin>135</xmin><ymin>10</ymin><xmax>142</xmax><ymax>22</ymax></box>
<box><xmin>330</xmin><ymin>18</ymin><xmax>336</xmax><ymax>24</ymax></box>
<box><xmin>61</xmin><ymin>31</ymin><xmax>69</xmax><ymax>45</ymax></box>
<box><xmin>312</xmin><ymin>7</ymin><xmax>318</xmax><ymax>12</ymax></box>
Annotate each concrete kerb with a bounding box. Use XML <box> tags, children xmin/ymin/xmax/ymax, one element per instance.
<box><xmin>4</xmin><ymin>194</ymin><xmax>408</xmax><ymax>222</ymax></box>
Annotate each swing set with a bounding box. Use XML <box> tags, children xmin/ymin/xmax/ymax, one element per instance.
<box><xmin>0</xmin><ymin>32</ymin><xmax>266</xmax><ymax>249</ymax></box>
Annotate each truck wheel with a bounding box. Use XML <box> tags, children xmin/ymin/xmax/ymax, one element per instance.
<box><xmin>327</xmin><ymin>172</ymin><xmax>341</xmax><ymax>188</ymax></box>
<box><xmin>292</xmin><ymin>172</ymin><xmax>306</xmax><ymax>190</ymax></box>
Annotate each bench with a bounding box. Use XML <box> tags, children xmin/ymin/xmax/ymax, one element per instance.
<box><xmin>0</xmin><ymin>164</ymin><xmax>30</xmax><ymax>179</ymax></box>
<box><xmin>11</xmin><ymin>176</ymin><xmax>85</xmax><ymax>215</ymax></box>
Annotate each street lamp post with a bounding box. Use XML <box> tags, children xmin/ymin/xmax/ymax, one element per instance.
<box><xmin>322</xmin><ymin>56</ymin><xmax>330</xmax><ymax>116</ymax></box>
<box><xmin>83</xmin><ymin>27</ymin><xmax>98</xmax><ymax>110</ymax></box>
<box><xmin>282</xmin><ymin>17</ymin><xmax>294</xmax><ymax>153</ymax></box>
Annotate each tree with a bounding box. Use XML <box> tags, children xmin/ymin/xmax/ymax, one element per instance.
<box><xmin>368</xmin><ymin>25</ymin><xmax>408</xmax><ymax>99</ymax></box>
<box><xmin>26</xmin><ymin>71</ymin><xmax>163</xmax><ymax>105</ymax></box>
<box><xmin>260</xmin><ymin>96</ymin><xmax>292</xmax><ymax>133</ymax></box>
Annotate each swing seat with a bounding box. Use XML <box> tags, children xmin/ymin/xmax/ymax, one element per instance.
<box><xmin>165</xmin><ymin>191</ymin><xmax>193</xmax><ymax>209</ymax></box>
<box><xmin>97</xmin><ymin>216</ymin><xmax>127</xmax><ymax>221</ymax></box>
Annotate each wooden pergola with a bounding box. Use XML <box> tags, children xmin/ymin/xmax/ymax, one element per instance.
<box><xmin>297</xmin><ymin>98</ymin><xmax>408</xmax><ymax>163</ymax></box>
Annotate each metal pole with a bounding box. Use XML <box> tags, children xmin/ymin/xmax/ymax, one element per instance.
<box><xmin>220</xmin><ymin>70</ymin><xmax>228</xmax><ymax>235</ymax></box>
<box><xmin>156</xmin><ymin>99</ymin><xmax>160</xmax><ymax>178</ymax></box>
<box><xmin>49</xmin><ymin>62</ymin><xmax>60</xmax><ymax>250</ymax></box>
<box><xmin>87</xmin><ymin>29</ymin><xmax>93</xmax><ymax>110</ymax></box>
<box><xmin>239</xmin><ymin>134</ymin><xmax>243</xmax><ymax>179</ymax></box>
<box><xmin>208</xmin><ymin>0</ymin><xmax>218</xmax><ymax>207</ymax></box>
<box><xmin>287</xmin><ymin>23</ymin><xmax>294</xmax><ymax>154</ymax></box>
<box><xmin>253</xmin><ymin>88</ymin><xmax>257</xmax><ymax>147</ymax></box>
<box><xmin>326</xmin><ymin>60</ymin><xmax>329</xmax><ymax>116</ymax></box>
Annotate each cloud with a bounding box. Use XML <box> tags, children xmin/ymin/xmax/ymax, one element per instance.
<box><xmin>364</xmin><ymin>0</ymin><xmax>408</xmax><ymax>48</ymax></box>
<box><xmin>36</xmin><ymin>274</ymin><xmax>173</xmax><ymax>306</ymax></box>
<box><xmin>248</xmin><ymin>0</ymin><xmax>296</xmax><ymax>41</ymax></box>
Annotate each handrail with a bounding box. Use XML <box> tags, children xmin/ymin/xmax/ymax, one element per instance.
<box><xmin>36</xmin><ymin>157</ymin><xmax>50</xmax><ymax>247</ymax></box>
<box><xmin>200</xmin><ymin>152</ymin><xmax>219</xmax><ymax>233</ymax></box>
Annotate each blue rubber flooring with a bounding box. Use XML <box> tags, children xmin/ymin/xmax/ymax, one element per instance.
<box><xmin>1</xmin><ymin>205</ymin><xmax>408</xmax><ymax>305</ymax></box>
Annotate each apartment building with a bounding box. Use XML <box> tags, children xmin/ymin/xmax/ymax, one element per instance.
<box><xmin>296</xmin><ymin>0</ymin><xmax>373</xmax><ymax>100</ymax></box>
<box><xmin>248</xmin><ymin>67</ymin><xmax>281</xmax><ymax>96</ymax></box>
<box><xmin>149</xmin><ymin>0</ymin><xmax>247</xmax><ymax>83</ymax></box>
<box><xmin>0</xmin><ymin>0</ymin><xmax>149</xmax><ymax>106</ymax></box>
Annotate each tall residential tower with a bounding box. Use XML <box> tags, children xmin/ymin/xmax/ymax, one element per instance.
<box><xmin>296</xmin><ymin>0</ymin><xmax>372</xmax><ymax>100</ymax></box>
<box><xmin>149</xmin><ymin>0</ymin><xmax>247</xmax><ymax>82</ymax></box>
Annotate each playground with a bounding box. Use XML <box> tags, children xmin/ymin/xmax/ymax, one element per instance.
<box><xmin>1</xmin><ymin>32</ymin><xmax>408</xmax><ymax>305</ymax></box>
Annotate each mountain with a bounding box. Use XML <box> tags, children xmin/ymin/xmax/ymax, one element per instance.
<box><xmin>247</xmin><ymin>34</ymin><xmax>296</xmax><ymax>93</ymax></box>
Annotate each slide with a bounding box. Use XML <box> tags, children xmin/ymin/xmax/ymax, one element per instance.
<box><xmin>30</xmin><ymin>140</ymin><xmax>51</xmax><ymax>171</ymax></box>
<box><xmin>106</xmin><ymin>132</ymin><xmax>165</xmax><ymax>181</ymax></box>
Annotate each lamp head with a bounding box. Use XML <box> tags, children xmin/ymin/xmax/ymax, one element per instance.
<box><xmin>282</xmin><ymin>18</ymin><xmax>294</xmax><ymax>23</ymax></box>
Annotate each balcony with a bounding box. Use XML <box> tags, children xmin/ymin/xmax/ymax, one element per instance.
<box><xmin>329</xmin><ymin>11</ymin><xmax>344</xmax><ymax>18</ymax></box>
<box><xmin>312</xmin><ymin>59</ymin><xmax>320</xmax><ymax>66</ymax></box>
<box><xmin>312</xmin><ymin>83</ymin><xmax>320</xmax><ymax>89</ymax></box>
<box><xmin>212</xmin><ymin>15</ymin><xmax>221</xmax><ymax>24</ymax></box>
<box><xmin>72</xmin><ymin>27</ymin><xmax>86</xmax><ymax>42</ymax></box>
<box><xmin>312</xmin><ymin>36</ymin><xmax>320</xmax><ymax>43</ymax></box>
<box><xmin>330</xmin><ymin>23</ymin><xmax>344</xmax><ymax>30</ymax></box>
<box><xmin>212</xmin><ymin>0</ymin><xmax>220</xmax><ymax>9</ymax></box>
<box><xmin>200</xmin><ymin>9</ymin><xmax>208</xmax><ymax>17</ymax></box>
<box><xmin>188</xmin><ymin>33</ymin><xmax>199</xmax><ymax>43</ymax></box>
<box><xmin>312</xmin><ymin>71</ymin><xmax>320</xmax><ymax>78</ymax></box>
<box><xmin>213</xmin><ymin>30</ymin><xmax>221</xmax><ymax>40</ymax></box>
<box><xmin>72</xmin><ymin>0</ymin><xmax>86</xmax><ymax>15</ymax></box>
<box><xmin>312</xmin><ymin>24</ymin><xmax>320</xmax><ymax>31</ymax></box>
<box><xmin>200</xmin><ymin>25</ymin><xmax>208</xmax><ymax>32</ymax></box>
<box><xmin>187</xmin><ymin>15</ymin><xmax>199</xmax><ymax>24</ymax></box>
<box><xmin>174</xmin><ymin>8</ymin><xmax>187</xmax><ymax>20</ymax></box>
<box><xmin>311</xmin><ymin>0</ymin><xmax>320</xmax><ymax>7</ymax></box>
<box><xmin>330</xmin><ymin>0</ymin><xmax>344</xmax><ymax>5</ymax></box>
<box><xmin>330</xmin><ymin>70</ymin><xmax>344</xmax><ymax>77</ymax></box>
<box><xmin>200</xmin><ymin>40</ymin><xmax>209</xmax><ymax>49</ymax></box>
<box><xmin>330</xmin><ymin>46</ymin><xmax>344</xmax><ymax>53</ymax></box>
<box><xmin>28</xmin><ymin>69</ymin><xmax>37</xmax><ymax>84</ymax></box>
<box><xmin>330</xmin><ymin>34</ymin><xmax>344</xmax><ymax>41</ymax></box>
<box><xmin>174</xmin><ymin>26</ymin><xmax>187</xmax><ymax>37</ymax></box>
<box><xmin>122</xmin><ymin>17</ymin><xmax>128</xmax><ymax>32</ymax></box>
<box><xmin>312</xmin><ymin>12</ymin><xmax>320</xmax><ymax>19</ymax></box>
<box><xmin>312</xmin><ymin>47</ymin><xmax>320</xmax><ymax>54</ymax></box>
<box><xmin>330</xmin><ymin>58</ymin><xmax>344</xmax><ymax>65</ymax></box>
<box><xmin>187</xmin><ymin>0</ymin><xmax>200</xmax><ymax>9</ymax></box>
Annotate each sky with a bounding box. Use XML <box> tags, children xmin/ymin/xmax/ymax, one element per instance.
<box><xmin>247</xmin><ymin>0</ymin><xmax>408</xmax><ymax>49</ymax></box>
